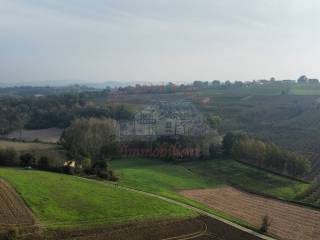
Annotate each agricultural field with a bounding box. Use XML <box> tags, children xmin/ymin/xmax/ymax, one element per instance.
<box><xmin>5</xmin><ymin>128</ymin><xmax>63</xmax><ymax>143</ymax></box>
<box><xmin>182</xmin><ymin>159</ymin><xmax>309</xmax><ymax>200</ymax></box>
<box><xmin>0</xmin><ymin>140</ymin><xmax>59</xmax><ymax>151</ymax></box>
<box><xmin>291</xmin><ymin>84</ymin><xmax>320</xmax><ymax>95</ymax></box>
<box><xmin>113</xmin><ymin>158</ymin><xmax>309</xmax><ymax>202</ymax></box>
<box><xmin>0</xmin><ymin>168</ymin><xmax>195</xmax><ymax>230</ymax></box>
<box><xmin>0</xmin><ymin>179</ymin><xmax>39</xmax><ymax>236</ymax></box>
<box><xmin>180</xmin><ymin>186</ymin><xmax>320</xmax><ymax>240</ymax></box>
<box><xmin>0</xmin><ymin>167</ymin><xmax>268</xmax><ymax>240</ymax></box>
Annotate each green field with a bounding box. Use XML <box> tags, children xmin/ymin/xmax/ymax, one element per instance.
<box><xmin>112</xmin><ymin>158</ymin><xmax>253</xmax><ymax>227</ymax></box>
<box><xmin>113</xmin><ymin>158</ymin><xmax>309</xmax><ymax>201</ymax></box>
<box><xmin>0</xmin><ymin>140</ymin><xmax>58</xmax><ymax>151</ymax></box>
<box><xmin>291</xmin><ymin>85</ymin><xmax>320</xmax><ymax>95</ymax></box>
<box><xmin>0</xmin><ymin>168</ymin><xmax>195</xmax><ymax>229</ymax></box>
<box><xmin>182</xmin><ymin>159</ymin><xmax>309</xmax><ymax>200</ymax></box>
<box><xmin>112</xmin><ymin>158</ymin><xmax>220</xmax><ymax>198</ymax></box>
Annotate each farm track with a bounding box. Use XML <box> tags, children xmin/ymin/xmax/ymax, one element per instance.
<box><xmin>180</xmin><ymin>186</ymin><xmax>320</xmax><ymax>240</ymax></box>
<box><xmin>161</xmin><ymin>219</ymin><xmax>208</xmax><ymax>240</ymax></box>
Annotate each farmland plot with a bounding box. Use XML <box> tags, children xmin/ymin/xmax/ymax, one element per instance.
<box><xmin>180</xmin><ymin>186</ymin><xmax>320</xmax><ymax>240</ymax></box>
<box><xmin>5</xmin><ymin>128</ymin><xmax>63</xmax><ymax>143</ymax></box>
<box><xmin>0</xmin><ymin>179</ymin><xmax>39</xmax><ymax>237</ymax></box>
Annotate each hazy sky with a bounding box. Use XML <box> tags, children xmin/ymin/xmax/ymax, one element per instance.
<box><xmin>1</xmin><ymin>0</ymin><xmax>320</xmax><ymax>84</ymax></box>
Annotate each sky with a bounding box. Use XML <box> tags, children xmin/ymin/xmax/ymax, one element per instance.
<box><xmin>1</xmin><ymin>0</ymin><xmax>320</xmax><ymax>85</ymax></box>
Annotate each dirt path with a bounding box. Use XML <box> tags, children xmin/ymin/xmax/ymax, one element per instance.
<box><xmin>180</xmin><ymin>186</ymin><xmax>320</xmax><ymax>240</ymax></box>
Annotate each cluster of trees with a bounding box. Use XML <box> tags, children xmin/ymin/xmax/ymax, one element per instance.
<box><xmin>219</xmin><ymin>132</ymin><xmax>310</xmax><ymax>177</ymax></box>
<box><xmin>0</xmin><ymin>93</ymin><xmax>134</xmax><ymax>134</ymax></box>
<box><xmin>0</xmin><ymin>147</ymin><xmax>53</xmax><ymax>171</ymax></box>
<box><xmin>0</xmin><ymin>85</ymin><xmax>99</xmax><ymax>97</ymax></box>
<box><xmin>118</xmin><ymin>82</ymin><xmax>177</xmax><ymax>94</ymax></box>
<box><xmin>297</xmin><ymin>75</ymin><xmax>319</xmax><ymax>84</ymax></box>
<box><xmin>60</xmin><ymin>118</ymin><xmax>119</xmax><ymax>180</ymax></box>
<box><xmin>0</xmin><ymin>147</ymin><xmax>17</xmax><ymax>166</ymax></box>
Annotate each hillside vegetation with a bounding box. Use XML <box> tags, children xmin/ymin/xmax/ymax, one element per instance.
<box><xmin>182</xmin><ymin>159</ymin><xmax>309</xmax><ymax>200</ymax></box>
<box><xmin>0</xmin><ymin>168</ymin><xmax>194</xmax><ymax>230</ymax></box>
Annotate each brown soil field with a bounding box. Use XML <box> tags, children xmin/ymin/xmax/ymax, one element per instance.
<box><xmin>179</xmin><ymin>186</ymin><xmax>320</xmax><ymax>240</ymax></box>
<box><xmin>46</xmin><ymin>216</ymin><xmax>264</xmax><ymax>240</ymax></box>
<box><xmin>5</xmin><ymin>128</ymin><xmax>63</xmax><ymax>143</ymax></box>
<box><xmin>0</xmin><ymin>179</ymin><xmax>40</xmax><ymax>239</ymax></box>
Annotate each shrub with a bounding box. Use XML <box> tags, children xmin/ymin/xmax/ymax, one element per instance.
<box><xmin>38</xmin><ymin>156</ymin><xmax>50</xmax><ymax>170</ymax></box>
<box><xmin>97</xmin><ymin>170</ymin><xmax>109</xmax><ymax>179</ymax></box>
<box><xmin>209</xmin><ymin>144</ymin><xmax>222</xmax><ymax>158</ymax></box>
<box><xmin>260</xmin><ymin>215</ymin><xmax>271</xmax><ymax>233</ymax></box>
<box><xmin>0</xmin><ymin>148</ymin><xmax>17</xmax><ymax>166</ymax></box>
<box><xmin>0</xmin><ymin>227</ymin><xmax>18</xmax><ymax>240</ymax></box>
<box><xmin>62</xmin><ymin>165</ymin><xmax>75</xmax><ymax>175</ymax></box>
<box><xmin>81</xmin><ymin>157</ymin><xmax>92</xmax><ymax>169</ymax></box>
<box><xmin>20</xmin><ymin>153</ymin><xmax>35</xmax><ymax>167</ymax></box>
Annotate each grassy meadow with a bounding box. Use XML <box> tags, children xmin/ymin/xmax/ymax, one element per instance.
<box><xmin>182</xmin><ymin>159</ymin><xmax>309</xmax><ymax>200</ymax></box>
<box><xmin>0</xmin><ymin>168</ymin><xmax>195</xmax><ymax>229</ymax></box>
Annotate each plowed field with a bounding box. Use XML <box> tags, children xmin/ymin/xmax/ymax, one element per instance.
<box><xmin>47</xmin><ymin>216</ymin><xmax>264</xmax><ymax>240</ymax></box>
<box><xmin>0</xmin><ymin>178</ymin><xmax>39</xmax><ymax>238</ymax></box>
<box><xmin>180</xmin><ymin>186</ymin><xmax>320</xmax><ymax>240</ymax></box>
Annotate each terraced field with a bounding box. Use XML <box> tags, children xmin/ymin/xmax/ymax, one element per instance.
<box><xmin>180</xmin><ymin>186</ymin><xmax>320</xmax><ymax>240</ymax></box>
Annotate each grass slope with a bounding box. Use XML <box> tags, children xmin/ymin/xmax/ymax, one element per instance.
<box><xmin>182</xmin><ymin>159</ymin><xmax>309</xmax><ymax>200</ymax></box>
<box><xmin>113</xmin><ymin>158</ymin><xmax>308</xmax><ymax>201</ymax></box>
<box><xmin>0</xmin><ymin>168</ymin><xmax>194</xmax><ymax>230</ymax></box>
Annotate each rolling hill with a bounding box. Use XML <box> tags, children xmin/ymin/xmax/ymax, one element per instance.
<box><xmin>0</xmin><ymin>168</ymin><xmax>195</xmax><ymax>230</ymax></box>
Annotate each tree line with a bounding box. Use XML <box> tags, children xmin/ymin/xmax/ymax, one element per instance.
<box><xmin>219</xmin><ymin>132</ymin><xmax>310</xmax><ymax>177</ymax></box>
<box><xmin>0</xmin><ymin>93</ymin><xmax>134</xmax><ymax>134</ymax></box>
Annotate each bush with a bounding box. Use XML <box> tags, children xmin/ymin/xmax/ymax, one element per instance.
<box><xmin>0</xmin><ymin>227</ymin><xmax>18</xmax><ymax>240</ymax></box>
<box><xmin>0</xmin><ymin>148</ymin><xmax>17</xmax><ymax>166</ymax></box>
<box><xmin>97</xmin><ymin>170</ymin><xmax>109</xmax><ymax>179</ymax></box>
<box><xmin>20</xmin><ymin>153</ymin><xmax>35</xmax><ymax>167</ymax></box>
<box><xmin>209</xmin><ymin>144</ymin><xmax>222</xmax><ymax>158</ymax></box>
<box><xmin>260</xmin><ymin>215</ymin><xmax>271</xmax><ymax>233</ymax></box>
<box><xmin>62</xmin><ymin>165</ymin><xmax>75</xmax><ymax>175</ymax></box>
<box><xmin>81</xmin><ymin>157</ymin><xmax>92</xmax><ymax>169</ymax></box>
<box><xmin>38</xmin><ymin>156</ymin><xmax>50</xmax><ymax>170</ymax></box>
